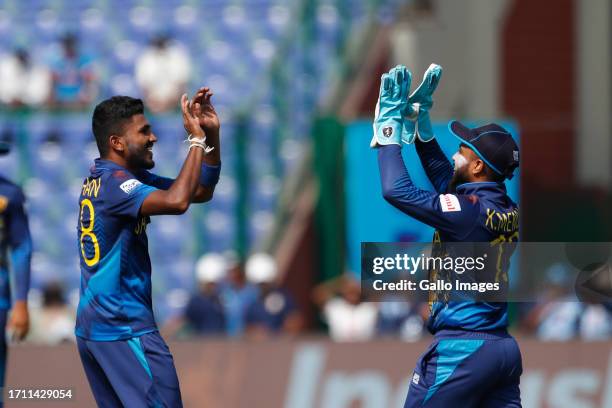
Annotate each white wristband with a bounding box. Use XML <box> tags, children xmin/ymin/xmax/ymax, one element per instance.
<box><xmin>189</xmin><ymin>143</ymin><xmax>206</xmax><ymax>151</ymax></box>
<box><xmin>186</xmin><ymin>134</ymin><xmax>215</xmax><ymax>154</ymax></box>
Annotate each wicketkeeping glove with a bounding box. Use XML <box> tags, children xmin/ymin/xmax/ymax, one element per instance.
<box><xmin>371</xmin><ymin>65</ymin><xmax>412</xmax><ymax>148</ymax></box>
<box><xmin>401</xmin><ymin>63</ymin><xmax>443</xmax><ymax>144</ymax></box>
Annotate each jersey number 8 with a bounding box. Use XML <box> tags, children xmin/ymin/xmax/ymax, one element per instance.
<box><xmin>80</xmin><ymin>199</ymin><xmax>100</xmax><ymax>266</ymax></box>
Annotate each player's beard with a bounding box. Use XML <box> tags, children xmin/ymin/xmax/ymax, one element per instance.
<box><xmin>127</xmin><ymin>143</ymin><xmax>155</xmax><ymax>170</ymax></box>
<box><xmin>448</xmin><ymin>153</ymin><xmax>470</xmax><ymax>192</ymax></box>
<box><xmin>449</xmin><ymin>170</ymin><xmax>469</xmax><ymax>192</ymax></box>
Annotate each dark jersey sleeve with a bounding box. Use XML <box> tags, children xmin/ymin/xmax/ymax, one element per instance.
<box><xmin>415</xmin><ymin>139</ymin><xmax>453</xmax><ymax>194</ymax></box>
<box><xmin>135</xmin><ymin>170</ymin><xmax>174</xmax><ymax>191</ymax></box>
<box><xmin>7</xmin><ymin>188</ymin><xmax>32</xmax><ymax>301</ymax></box>
<box><xmin>378</xmin><ymin>145</ymin><xmax>480</xmax><ymax>239</ymax></box>
<box><xmin>105</xmin><ymin>171</ymin><xmax>158</xmax><ymax>218</ymax></box>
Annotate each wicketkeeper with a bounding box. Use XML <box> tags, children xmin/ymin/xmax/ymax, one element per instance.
<box><xmin>372</xmin><ymin>65</ymin><xmax>522</xmax><ymax>408</ymax></box>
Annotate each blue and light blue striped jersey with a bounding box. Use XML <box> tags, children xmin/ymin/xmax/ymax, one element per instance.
<box><xmin>378</xmin><ymin>141</ymin><xmax>519</xmax><ymax>333</ymax></box>
<box><xmin>75</xmin><ymin>159</ymin><xmax>160</xmax><ymax>341</ymax></box>
<box><xmin>0</xmin><ymin>176</ymin><xmax>32</xmax><ymax>309</ymax></box>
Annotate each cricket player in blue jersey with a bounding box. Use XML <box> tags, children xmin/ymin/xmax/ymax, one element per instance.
<box><xmin>372</xmin><ymin>66</ymin><xmax>522</xmax><ymax>407</ymax></box>
<box><xmin>76</xmin><ymin>88</ymin><xmax>221</xmax><ymax>407</ymax></box>
<box><xmin>0</xmin><ymin>142</ymin><xmax>32</xmax><ymax>407</ymax></box>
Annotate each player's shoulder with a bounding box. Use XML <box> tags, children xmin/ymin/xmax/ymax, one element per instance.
<box><xmin>99</xmin><ymin>168</ymin><xmax>155</xmax><ymax>204</ymax></box>
<box><xmin>0</xmin><ymin>174</ymin><xmax>21</xmax><ymax>190</ymax></box>
<box><xmin>506</xmin><ymin>195</ymin><xmax>519</xmax><ymax>211</ymax></box>
<box><xmin>0</xmin><ymin>175</ymin><xmax>25</xmax><ymax>202</ymax></box>
<box><xmin>436</xmin><ymin>193</ymin><xmax>481</xmax><ymax>214</ymax></box>
<box><xmin>80</xmin><ymin>164</ymin><xmax>139</xmax><ymax>202</ymax></box>
<box><xmin>480</xmin><ymin>191</ymin><xmax>518</xmax><ymax>215</ymax></box>
<box><xmin>132</xmin><ymin>169</ymin><xmax>155</xmax><ymax>185</ymax></box>
<box><xmin>98</xmin><ymin>167</ymin><xmax>137</xmax><ymax>188</ymax></box>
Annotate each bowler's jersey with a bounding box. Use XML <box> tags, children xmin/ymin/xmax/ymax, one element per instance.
<box><xmin>378</xmin><ymin>141</ymin><xmax>518</xmax><ymax>333</ymax></box>
<box><xmin>0</xmin><ymin>176</ymin><xmax>32</xmax><ymax>309</ymax></box>
<box><xmin>75</xmin><ymin>159</ymin><xmax>160</xmax><ymax>341</ymax></box>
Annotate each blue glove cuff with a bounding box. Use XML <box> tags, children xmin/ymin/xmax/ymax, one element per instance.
<box><xmin>371</xmin><ymin>121</ymin><xmax>402</xmax><ymax>147</ymax></box>
<box><xmin>416</xmin><ymin>109</ymin><xmax>435</xmax><ymax>142</ymax></box>
<box><xmin>200</xmin><ymin>162</ymin><xmax>221</xmax><ymax>187</ymax></box>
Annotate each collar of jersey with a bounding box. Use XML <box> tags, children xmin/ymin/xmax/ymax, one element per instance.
<box><xmin>455</xmin><ymin>181</ymin><xmax>506</xmax><ymax>194</ymax></box>
<box><xmin>93</xmin><ymin>158</ymin><xmax>129</xmax><ymax>172</ymax></box>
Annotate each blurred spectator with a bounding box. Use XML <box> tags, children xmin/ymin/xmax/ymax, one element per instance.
<box><xmin>50</xmin><ymin>33</ymin><xmax>98</xmax><ymax>109</ymax></box>
<box><xmin>28</xmin><ymin>282</ymin><xmax>75</xmax><ymax>345</ymax></box>
<box><xmin>313</xmin><ymin>274</ymin><xmax>377</xmax><ymax>342</ymax></box>
<box><xmin>218</xmin><ymin>254</ymin><xmax>259</xmax><ymax>337</ymax></box>
<box><xmin>521</xmin><ymin>263</ymin><xmax>612</xmax><ymax>341</ymax></box>
<box><xmin>0</xmin><ymin>48</ymin><xmax>51</xmax><ymax>107</ymax></box>
<box><xmin>135</xmin><ymin>34</ymin><xmax>191</xmax><ymax>113</ymax></box>
<box><xmin>181</xmin><ymin>253</ymin><xmax>227</xmax><ymax>336</ymax></box>
<box><xmin>531</xmin><ymin>300</ymin><xmax>612</xmax><ymax>341</ymax></box>
<box><xmin>244</xmin><ymin>253</ymin><xmax>302</xmax><ymax>338</ymax></box>
<box><xmin>577</xmin><ymin>301</ymin><xmax>612</xmax><ymax>340</ymax></box>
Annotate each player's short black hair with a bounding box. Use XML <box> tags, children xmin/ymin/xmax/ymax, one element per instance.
<box><xmin>92</xmin><ymin>96</ymin><xmax>144</xmax><ymax>157</ymax></box>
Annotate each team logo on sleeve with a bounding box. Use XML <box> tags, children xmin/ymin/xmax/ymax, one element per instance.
<box><xmin>119</xmin><ymin>179</ymin><xmax>143</xmax><ymax>194</ymax></box>
<box><xmin>439</xmin><ymin>194</ymin><xmax>461</xmax><ymax>212</ymax></box>
<box><xmin>383</xmin><ymin>127</ymin><xmax>393</xmax><ymax>137</ymax></box>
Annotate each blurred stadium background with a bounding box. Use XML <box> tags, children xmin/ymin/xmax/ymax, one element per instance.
<box><xmin>0</xmin><ymin>0</ymin><xmax>610</xmax><ymax>407</ymax></box>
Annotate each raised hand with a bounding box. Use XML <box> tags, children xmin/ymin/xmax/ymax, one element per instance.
<box><xmin>191</xmin><ymin>87</ymin><xmax>220</xmax><ymax>134</ymax></box>
<box><xmin>181</xmin><ymin>93</ymin><xmax>205</xmax><ymax>138</ymax></box>
<box><xmin>402</xmin><ymin>64</ymin><xmax>443</xmax><ymax>144</ymax></box>
<box><xmin>371</xmin><ymin>65</ymin><xmax>410</xmax><ymax>148</ymax></box>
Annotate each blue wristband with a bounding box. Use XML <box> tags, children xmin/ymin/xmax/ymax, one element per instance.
<box><xmin>200</xmin><ymin>163</ymin><xmax>221</xmax><ymax>187</ymax></box>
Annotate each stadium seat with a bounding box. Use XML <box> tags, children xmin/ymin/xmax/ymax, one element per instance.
<box><xmin>4</xmin><ymin>0</ymin><xmax>403</xmax><ymax>315</ymax></box>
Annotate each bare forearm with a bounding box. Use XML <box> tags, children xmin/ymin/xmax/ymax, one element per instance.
<box><xmin>203</xmin><ymin>129</ymin><xmax>221</xmax><ymax>166</ymax></box>
<box><xmin>168</xmin><ymin>146</ymin><xmax>205</xmax><ymax>209</ymax></box>
<box><xmin>139</xmin><ymin>145</ymin><xmax>205</xmax><ymax>215</ymax></box>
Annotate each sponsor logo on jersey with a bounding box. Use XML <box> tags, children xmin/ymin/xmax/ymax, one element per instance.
<box><xmin>439</xmin><ymin>194</ymin><xmax>461</xmax><ymax>212</ymax></box>
<box><xmin>119</xmin><ymin>179</ymin><xmax>142</xmax><ymax>195</ymax></box>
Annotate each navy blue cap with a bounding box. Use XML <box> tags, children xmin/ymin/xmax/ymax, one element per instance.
<box><xmin>448</xmin><ymin>121</ymin><xmax>519</xmax><ymax>180</ymax></box>
<box><xmin>0</xmin><ymin>142</ymin><xmax>10</xmax><ymax>156</ymax></box>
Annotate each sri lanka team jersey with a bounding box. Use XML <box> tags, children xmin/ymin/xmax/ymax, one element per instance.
<box><xmin>378</xmin><ymin>141</ymin><xmax>519</xmax><ymax>333</ymax></box>
<box><xmin>75</xmin><ymin>159</ymin><xmax>159</xmax><ymax>341</ymax></box>
<box><xmin>0</xmin><ymin>176</ymin><xmax>32</xmax><ymax>310</ymax></box>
